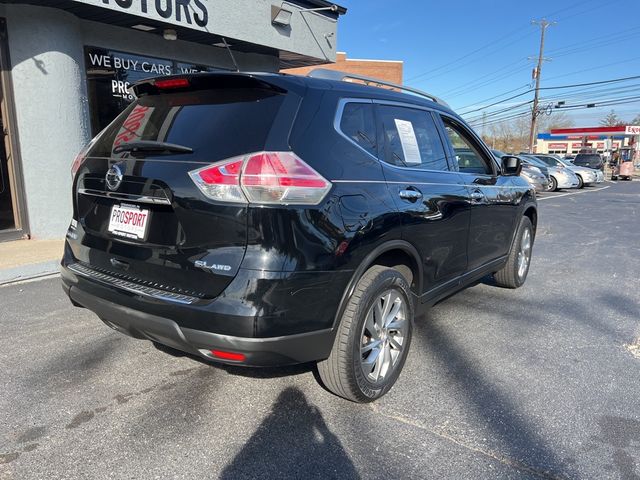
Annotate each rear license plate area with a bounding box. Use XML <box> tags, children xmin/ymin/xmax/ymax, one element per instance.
<box><xmin>108</xmin><ymin>203</ymin><xmax>150</xmax><ymax>240</ymax></box>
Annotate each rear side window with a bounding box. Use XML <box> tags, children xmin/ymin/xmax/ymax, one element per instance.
<box><xmin>89</xmin><ymin>88</ymin><xmax>286</xmax><ymax>161</ymax></box>
<box><xmin>339</xmin><ymin>102</ymin><xmax>377</xmax><ymax>156</ymax></box>
<box><xmin>574</xmin><ymin>154</ymin><xmax>602</xmax><ymax>165</ymax></box>
<box><xmin>536</xmin><ymin>156</ymin><xmax>557</xmax><ymax>167</ymax></box>
<box><xmin>377</xmin><ymin>105</ymin><xmax>449</xmax><ymax>171</ymax></box>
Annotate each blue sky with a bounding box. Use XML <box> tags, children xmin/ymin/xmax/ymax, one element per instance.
<box><xmin>335</xmin><ymin>0</ymin><xmax>640</xmax><ymax>126</ymax></box>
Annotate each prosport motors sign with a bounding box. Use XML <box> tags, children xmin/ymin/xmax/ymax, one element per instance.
<box><xmin>72</xmin><ymin>0</ymin><xmax>208</xmax><ymax>29</ymax></box>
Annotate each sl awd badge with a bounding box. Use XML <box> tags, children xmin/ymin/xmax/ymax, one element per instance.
<box><xmin>195</xmin><ymin>260</ymin><xmax>232</xmax><ymax>272</ymax></box>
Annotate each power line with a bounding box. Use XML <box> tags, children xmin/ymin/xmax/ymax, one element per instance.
<box><xmin>456</xmin><ymin>84</ymin><xmax>531</xmax><ymax>111</ymax></box>
<box><xmin>544</xmin><ymin>56</ymin><xmax>640</xmax><ymax>83</ymax></box>
<box><xmin>442</xmin><ymin>62</ymin><xmax>531</xmax><ymax>99</ymax></box>
<box><xmin>468</xmin><ymin>95</ymin><xmax>640</xmax><ymax>129</ymax></box>
<box><xmin>405</xmin><ymin>29</ymin><xmax>532</xmax><ymax>83</ymax></box>
<box><xmin>405</xmin><ymin>0</ymin><xmax>623</xmax><ymax>90</ymax></box>
<box><xmin>459</xmin><ymin>75</ymin><xmax>640</xmax><ymax>117</ymax></box>
<box><xmin>545</xmin><ymin>25</ymin><xmax>640</xmax><ymax>55</ymax></box>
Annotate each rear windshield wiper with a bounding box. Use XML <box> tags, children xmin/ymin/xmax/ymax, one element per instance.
<box><xmin>112</xmin><ymin>141</ymin><xmax>193</xmax><ymax>157</ymax></box>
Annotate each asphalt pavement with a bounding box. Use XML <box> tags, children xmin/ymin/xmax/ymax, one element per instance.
<box><xmin>1</xmin><ymin>180</ymin><xmax>639</xmax><ymax>480</ymax></box>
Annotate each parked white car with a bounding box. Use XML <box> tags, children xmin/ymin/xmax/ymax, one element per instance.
<box><xmin>534</xmin><ymin>154</ymin><xmax>602</xmax><ymax>188</ymax></box>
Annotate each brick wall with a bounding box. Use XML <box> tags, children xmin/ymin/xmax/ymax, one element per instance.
<box><xmin>281</xmin><ymin>52</ymin><xmax>403</xmax><ymax>84</ymax></box>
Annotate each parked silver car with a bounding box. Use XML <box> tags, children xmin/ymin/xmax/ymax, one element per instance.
<box><xmin>520</xmin><ymin>164</ymin><xmax>549</xmax><ymax>193</ymax></box>
<box><xmin>534</xmin><ymin>154</ymin><xmax>601</xmax><ymax>188</ymax></box>
<box><xmin>493</xmin><ymin>150</ymin><xmax>547</xmax><ymax>193</ymax></box>
<box><xmin>521</xmin><ymin>154</ymin><xmax>579</xmax><ymax>191</ymax></box>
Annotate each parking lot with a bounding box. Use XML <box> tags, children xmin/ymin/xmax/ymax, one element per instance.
<box><xmin>1</xmin><ymin>180</ymin><xmax>638</xmax><ymax>480</ymax></box>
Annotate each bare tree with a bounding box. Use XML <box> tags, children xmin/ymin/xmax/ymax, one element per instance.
<box><xmin>600</xmin><ymin>110</ymin><xmax>624</xmax><ymax>126</ymax></box>
<box><xmin>538</xmin><ymin>112</ymin><xmax>574</xmax><ymax>131</ymax></box>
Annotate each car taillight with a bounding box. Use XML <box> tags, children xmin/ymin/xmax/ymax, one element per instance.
<box><xmin>189</xmin><ymin>152</ymin><xmax>331</xmax><ymax>205</ymax></box>
<box><xmin>71</xmin><ymin>128</ymin><xmax>107</xmax><ymax>181</ymax></box>
<box><xmin>71</xmin><ymin>150</ymin><xmax>86</xmax><ymax>180</ymax></box>
<box><xmin>189</xmin><ymin>159</ymin><xmax>246</xmax><ymax>203</ymax></box>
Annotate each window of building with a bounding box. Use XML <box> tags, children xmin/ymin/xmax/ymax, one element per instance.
<box><xmin>377</xmin><ymin>105</ymin><xmax>449</xmax><ymax>171</ymax></box>
<box><xmin>85</xmin><ymin>47</ymin><xmax>219</xmax><ymax>135</ymax></box>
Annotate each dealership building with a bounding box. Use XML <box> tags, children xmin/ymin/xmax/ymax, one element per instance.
<box><xmin>0</xmin><ymin>0</ymin><xmax>346</xmax><ymax>241</ymax></box>
<box><xmin>536</xmin><ymin>125</ymin><xmax>640</xmax><ymax>156</ymax></box>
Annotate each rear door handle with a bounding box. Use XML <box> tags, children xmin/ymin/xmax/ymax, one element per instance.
<box><xmin>399</xmin><ymin>189</ymin><xmax>423</xmax><ymax>201</ymax></box>
<box><xmin>424</xmin><ymin>210</ymin><xmax>443</xmax><ymax>221</ymax></box>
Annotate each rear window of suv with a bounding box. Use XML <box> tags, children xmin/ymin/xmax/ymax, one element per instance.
<box><xmin>573</xmin><ymin>154</ymin><xmax>602</xmax><ymax>166</ymax></box>
<box><xmin>88</xmin><ymin>88</ymin><xmax>287</xmax><ymax>162</ymax></box>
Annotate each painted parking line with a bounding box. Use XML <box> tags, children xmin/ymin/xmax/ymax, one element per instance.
<box><xmin>537</xmin><ymin>185</ymin><xmax>611</xmax><ymax>201</ymax></box>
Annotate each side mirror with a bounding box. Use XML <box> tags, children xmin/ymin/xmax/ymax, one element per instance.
<box><xmin>501</xmin><ymin>155</ymin><xmax>521</xmax><ymax>176</ymax></box>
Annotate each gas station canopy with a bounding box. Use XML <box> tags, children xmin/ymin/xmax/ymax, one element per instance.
<box><xmin>550</xmin><ymin>126</ymin><xmax>640</xmax><ymax>137</ymax></box>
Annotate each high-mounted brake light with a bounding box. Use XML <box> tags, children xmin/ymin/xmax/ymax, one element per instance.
<box><xmin>154</xmin><ymin>78</ymin><xmax>190</xmax><ymax>89</ymax></box>
<box><xmin>188</xmin><ymin>152</ymin><xmax>331</xmax><ymax>205</ymax></box>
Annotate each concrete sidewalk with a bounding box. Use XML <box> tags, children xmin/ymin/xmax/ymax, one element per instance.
<box><xmin>0</xmin><ymin>239</ymin><xmax>63</xmax><ymax>285</ymax></box>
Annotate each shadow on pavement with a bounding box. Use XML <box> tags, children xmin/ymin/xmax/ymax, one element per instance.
<box><xmin>220</xmin><ymin>387</ymin><xmax>359</xmax><ymax>480</ymax></box>
<box><xmin>152</xmin><ymin>341</ymin><xmax>315</xmax><ymax>378</ymax></box>
<box><xmin>415</xmin><ymin>315</ymin><xmax>577</xmax><ymax>479</ymax></box>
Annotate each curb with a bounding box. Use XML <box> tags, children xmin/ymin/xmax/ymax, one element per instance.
<box><xmin>0</xmin><ymin>260</ymin><xmax>61</xmax><ymax>286</ymax></box>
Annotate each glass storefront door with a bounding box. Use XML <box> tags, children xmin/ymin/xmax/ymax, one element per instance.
<box><xmin>0</xmin><ymin>18</ymin><xmax>27</xmax><ymax>241</ymax></box>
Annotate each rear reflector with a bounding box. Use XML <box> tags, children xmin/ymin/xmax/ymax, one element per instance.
<box><xmin>155</xmin><ymin>78</ymin><xmax>190</xmax><ymax>89</ymax></box>
<box><xmin>189</xmin><ymin>152</ymin><xmax>331</xmax><ymax>205</ymax></box>
<box><xmin>210</xmin><ymin>350</ymin><xmax>246</xmax><ymax>362</ymax></box>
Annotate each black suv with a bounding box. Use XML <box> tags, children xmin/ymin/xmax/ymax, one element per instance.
<box><xmin>573</xmin><ymin>153</ymin><xmax>604</xmax><ymax>170</ymax></box>
<box><xmin>61</xmin><ymin>70</ymin><xmax>537</xmax><ymax>402</ymax></box>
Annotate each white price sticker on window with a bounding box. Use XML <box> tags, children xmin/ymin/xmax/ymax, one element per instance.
<box><xmin>394</xmin><ymin>119</ymin><xmax>422</xmax><ymax>165</ymax></box>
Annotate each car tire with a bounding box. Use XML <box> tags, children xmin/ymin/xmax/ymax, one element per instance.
<box><xmin>576</xmin><ymin>175</ymin><xmax>584</xmax><ymax>189</ymax></box>
<box><xmin>317</xmin><ymin>265</ymin><xmax>413</xmax><ymax>403</ymax></box>
<box><xmin>494</xmin><ymin>216</ymin><xmax>533</xmax><ymax>289</ymax></box>
<box><xmin>611</xmin><ymin>176</ymin><xmax>617</xmax><ymax>181</ymax></box>
<box><xmin>549</xmin><ymin>176</ymin><xmax>558</xmax><ymax>192</ymax></box>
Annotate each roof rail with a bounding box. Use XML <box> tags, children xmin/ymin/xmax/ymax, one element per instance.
<box><xmin>307</xmin><ymin>68</ymin><xmax>449</xmax><ymax>107</ymax></box>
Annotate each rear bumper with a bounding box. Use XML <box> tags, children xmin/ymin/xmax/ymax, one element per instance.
<box><xmin>61</xmin><ymin>244</ymin><xmax>352</xmax><ymax>366</ymax></box>
<box><xmin>555</xmin><ymin>174</ymin><xmax>579</xmax><ymax>189</ymax></box>
<box><xmin>527</xmin><ymin>178</ymin><xmax>547</xmax><ymax>192</ymax></box>
<box><xmin>63</xmin><ymin>283</ymin><xmax>335</xmax><ymax>366</ymax></box>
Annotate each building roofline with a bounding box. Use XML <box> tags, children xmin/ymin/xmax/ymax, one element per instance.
<box><xmin>345</xmin><ymin>58</ymin><xmax>403</xmax><ymax>63</ymax></box>
<box><xmin>302</xmin><ymin>0</ymin><xmax>348</xmax><ymax>14</ymax></box>
<box><xmin>335</xmin><ymin>52</ymin><xmax>403</xmax><ymax>64</ymax></box>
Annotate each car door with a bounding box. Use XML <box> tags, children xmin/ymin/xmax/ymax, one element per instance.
<box><xmin>375</xmin><ymin>102</ymin><xmax>470</xmax><ymax>293</ymax></box>
<box><xmin>436</xmin><ymin>114</ymin><xmax>519</xmax><ymax>271</ymax></box>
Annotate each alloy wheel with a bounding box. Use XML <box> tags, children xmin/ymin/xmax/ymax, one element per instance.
<box><xmin>360</xmin><ymin>290</ymin><xmax>408</xmax><ymax>383</ymax></box>
<box><xmin>517</xmin><ymin>227</ymin><xmax>532</xmax><ymax>279</ymax></box>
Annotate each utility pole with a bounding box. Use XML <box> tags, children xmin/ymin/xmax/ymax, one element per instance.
<box><xmin>482</xmin><ymin>110</ymin><xmax>487</xmax><ymax>139</ymax></box>
<box><xmin>528</xmin><ymin>19</ymin><xmax>554</xmax><ymax>153</ymax></box>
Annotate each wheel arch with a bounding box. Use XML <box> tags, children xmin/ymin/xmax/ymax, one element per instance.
<box><xmin>332</xmin><ymin>240</ymin><xmax>423</xmax><ymax>330</ymax></box>
<box><xmin>523</xmin><ymin>204</ymin><xmax>538</xmax><ymax>237</ymax></box>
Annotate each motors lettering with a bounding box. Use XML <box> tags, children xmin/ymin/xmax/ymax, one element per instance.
<box><xmin>100</xmin><ymin>0</ymin><xmax>208</xmax><ymax>28</ymax></box>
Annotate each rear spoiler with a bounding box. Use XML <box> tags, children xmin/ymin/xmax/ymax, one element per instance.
<box><xmin>131</xmin><ymin>72</ymin><xmax>288</xmax><ymax>98</ymax></box>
